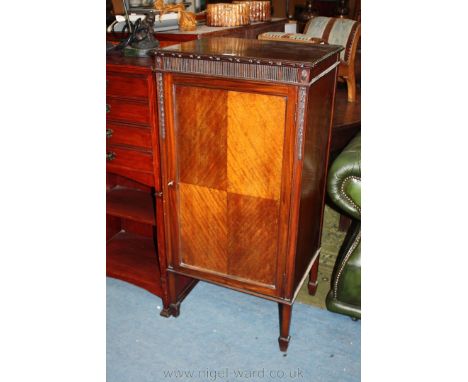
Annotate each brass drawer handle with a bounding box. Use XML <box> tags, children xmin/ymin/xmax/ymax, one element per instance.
<box><xmin>106</xmin><ymin>104</ymin><xmax>111</xmax><ymax>113</ymax></box>
<box><xmin>106</xmin><ymin>151</ymin><xmax>116</xmax><ymax>161</ymax></box>
<box><xmin>106</xmin><ymin>128</ymin><xmax>113</xmax><ymax>138</ymax></box>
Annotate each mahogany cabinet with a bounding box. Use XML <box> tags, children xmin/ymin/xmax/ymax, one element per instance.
<box><xmin>106</xmin><ymin>53</ymin><xmax>197</xmax><ymax>317</ymax></box>
<box><xmin>154</xmin><ymin>38</ymin><xmax>342</xmax><ymax>351</ymax></box>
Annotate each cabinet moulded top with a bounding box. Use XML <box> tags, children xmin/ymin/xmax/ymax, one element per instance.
<box><xmin>153</xmin><ymin>37</ymin><xmax>343</xmax><ymax>70</ymax></box>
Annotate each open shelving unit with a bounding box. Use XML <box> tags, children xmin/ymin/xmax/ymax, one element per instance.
<box><xmin>107</xmin><ymin>230</ymin><xmax>163</xmax><ymax>296</ymax></box>
<box><xmin>106</xmin><ymin>180</ymin><xmax>163</xmax><ymax>296</ymax></box>
<box><xmin>107</xmin><ymin>186</ymin><xmax>156</xmax><ymax>225</ymax></box>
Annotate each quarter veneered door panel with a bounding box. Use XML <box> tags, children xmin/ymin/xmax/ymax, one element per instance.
<box><xmin>179</xmin><ymin>183</ymin><xmax>228</xmax><ymax>273</ymax></box>
<box><xmin>227</xmin><ymin>193</ymin><xmax>279</xmax><ymax>286</ymax></box>
<box><xmin>227</xmin><ymin>91</ymin><xmax>285</xmax><ymax>200</ymax></box>
<box><xmin>175</xmin><ymin>86</ymin><xmax>228</xmax><ymax>190</ymax></box>
<box><xmin>172</xmin><ymin>85</ymin><xmax>287</xmax><ymax>289</ymax></box>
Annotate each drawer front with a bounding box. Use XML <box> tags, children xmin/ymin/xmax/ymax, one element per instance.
<box><xmin>106</xmin><ymin>123</ymin><xmax>152</xmax><ymax>150</ymax></box>
<box><xmin>106</xmin><ymin>145</ymin><xmax>153</xmax><ymax>174</ymax></box>
<box><xmin>106</xmin><ymin>98</ymin><xmax>150</xmax><ymax>126</ymax></box>
<box><xmin>106</xmin><ymin>73</ymin><xmax>148</xmax><ymax>99</ymax></box>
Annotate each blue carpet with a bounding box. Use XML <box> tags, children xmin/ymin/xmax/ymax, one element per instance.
<box><xmin>107</xmin><ymin>277</ymin><xmax>360</xmax><ymax>382</ymax></box>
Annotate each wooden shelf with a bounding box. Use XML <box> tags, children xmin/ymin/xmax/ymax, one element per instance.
<box><xmin>107</xmin><ymin>186</ymin><xmax>155</xmax><ymax>225</ymax></box>
<box><xmin>107</xmin><ymin>231</ymin><xmax>163</xmax><ymax>297</ymax></box>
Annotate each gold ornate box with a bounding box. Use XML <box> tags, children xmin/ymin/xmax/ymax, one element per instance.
<box><xmin>206</xmin><ymin>3</ymin><xmax>250</xmax><ymax>27</ymax></box>
<box><xmin>233</xmin><ymin>1</ymin><xmax>271</xmax><ymax>22</ymax></box>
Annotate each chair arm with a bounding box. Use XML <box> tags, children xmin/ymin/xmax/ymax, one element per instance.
<box><xmin>258</xmin><ymin>32</ymin><xmax>326</xmax><ymax>45</ymax></box>
<box><xmin>327</xmin><ymin>132</ymin><xmax>361</xmax><ymax>220</ymax></box>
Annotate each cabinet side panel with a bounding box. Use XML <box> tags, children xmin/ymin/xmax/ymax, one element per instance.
<box><xmin>293</xmin><ymin>70</ymin><xmax>337</xmax><ymax>293</ymax></box>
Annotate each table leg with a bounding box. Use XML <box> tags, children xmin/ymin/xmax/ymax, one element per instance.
<box><xmin>278</xmin><ymin>303</ymin><xmax>292</xmax><ymax>352</ymax></box>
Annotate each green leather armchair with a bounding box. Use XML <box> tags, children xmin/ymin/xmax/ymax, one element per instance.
<box><xmin>326</xmin><ymin>132</ymin><xmax>361</xmax><ymax>319</ymax></box>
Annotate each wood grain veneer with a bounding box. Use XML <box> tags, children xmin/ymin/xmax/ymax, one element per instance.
<box><xmin>227</xmin><ymin>91</ymin><xmax>285</xmax><ymax>200</ymax></box>
<box><xmin>175</xmin><ymin>86</ymin><xmax>228</xmax><ymax>190</ymax></box>
<box><xmin>179</xmin><ymin>183</ymin><xmax>228</xmax><ymax>273</ymax></box>
<box><xmin>227</xmin><ymin>193</ymin><xmax>279</xmax><ymax>286</ymax></box>
<box><xmin>169</xmin><ymin>84</ymin><xmax>290</xmax><ymax>292</ymax></box>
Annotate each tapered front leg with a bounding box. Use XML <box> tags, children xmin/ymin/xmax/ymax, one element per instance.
<box><xmin>278</xmin><ymin>303</ymin><xmax>292</xmax><ymax>352</ymax></box>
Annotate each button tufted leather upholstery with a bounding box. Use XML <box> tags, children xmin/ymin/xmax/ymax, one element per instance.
<box><xmin>326</xmin><ymin>132</ymin><xmax>361</xmax><ymax>319</ymax></box>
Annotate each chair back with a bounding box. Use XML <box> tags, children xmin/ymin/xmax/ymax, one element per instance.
<box><xmin>304</xmin><ymin>17</ymin><xmax>360</xmax><ymax>64</ymax></box>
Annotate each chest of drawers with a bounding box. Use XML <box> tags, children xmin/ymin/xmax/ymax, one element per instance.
<box><xmin>106</xmin><ymin>54</ymin><xmax>197</xmax><ymax>317</ymax></box>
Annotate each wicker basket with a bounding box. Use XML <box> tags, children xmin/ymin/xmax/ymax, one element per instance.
<box><xmin>206</xmin><ymin>3</ymin><xmax>251</xmax><ymax>27</ymax></box>
<box><xmin>233</xmin><ymin>1</ymin><xmax>271</xmax><ymax>22</ymax></box>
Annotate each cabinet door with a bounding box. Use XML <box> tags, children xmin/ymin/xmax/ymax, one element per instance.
<box><xmin>161</xmin><ymin>75</ymin><xmax>297</xmax><ymax>297</ymax></box>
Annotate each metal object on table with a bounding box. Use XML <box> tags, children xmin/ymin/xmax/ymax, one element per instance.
<box><xmin>124</xmin><ymin>11</ymin><xmax>160</xmax><ymax>56</ymax></box>
<box><xmin>108</xmin><ymin>0</ymin><xmax>161</xmax><ymax>55</ymax></box>
<box><xmin>123</xmin><ymin>0</ymin><xmax>133</xmax><ymax>33</ymax></box>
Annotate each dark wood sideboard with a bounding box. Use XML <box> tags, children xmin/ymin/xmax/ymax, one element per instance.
<box><xmin>106</xmin><ymin>53</ymin><xmax>198</xmax><ymax>317</ymax></box>
<box><xmin>107</xmin><ymin>35</ymin><xmax>343</xmax><ymax>351</ymax></box>
<box><xmin>107</xmin><ymin>18</ymin><xmax>287</xmax><ymax>48</ymax></box>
